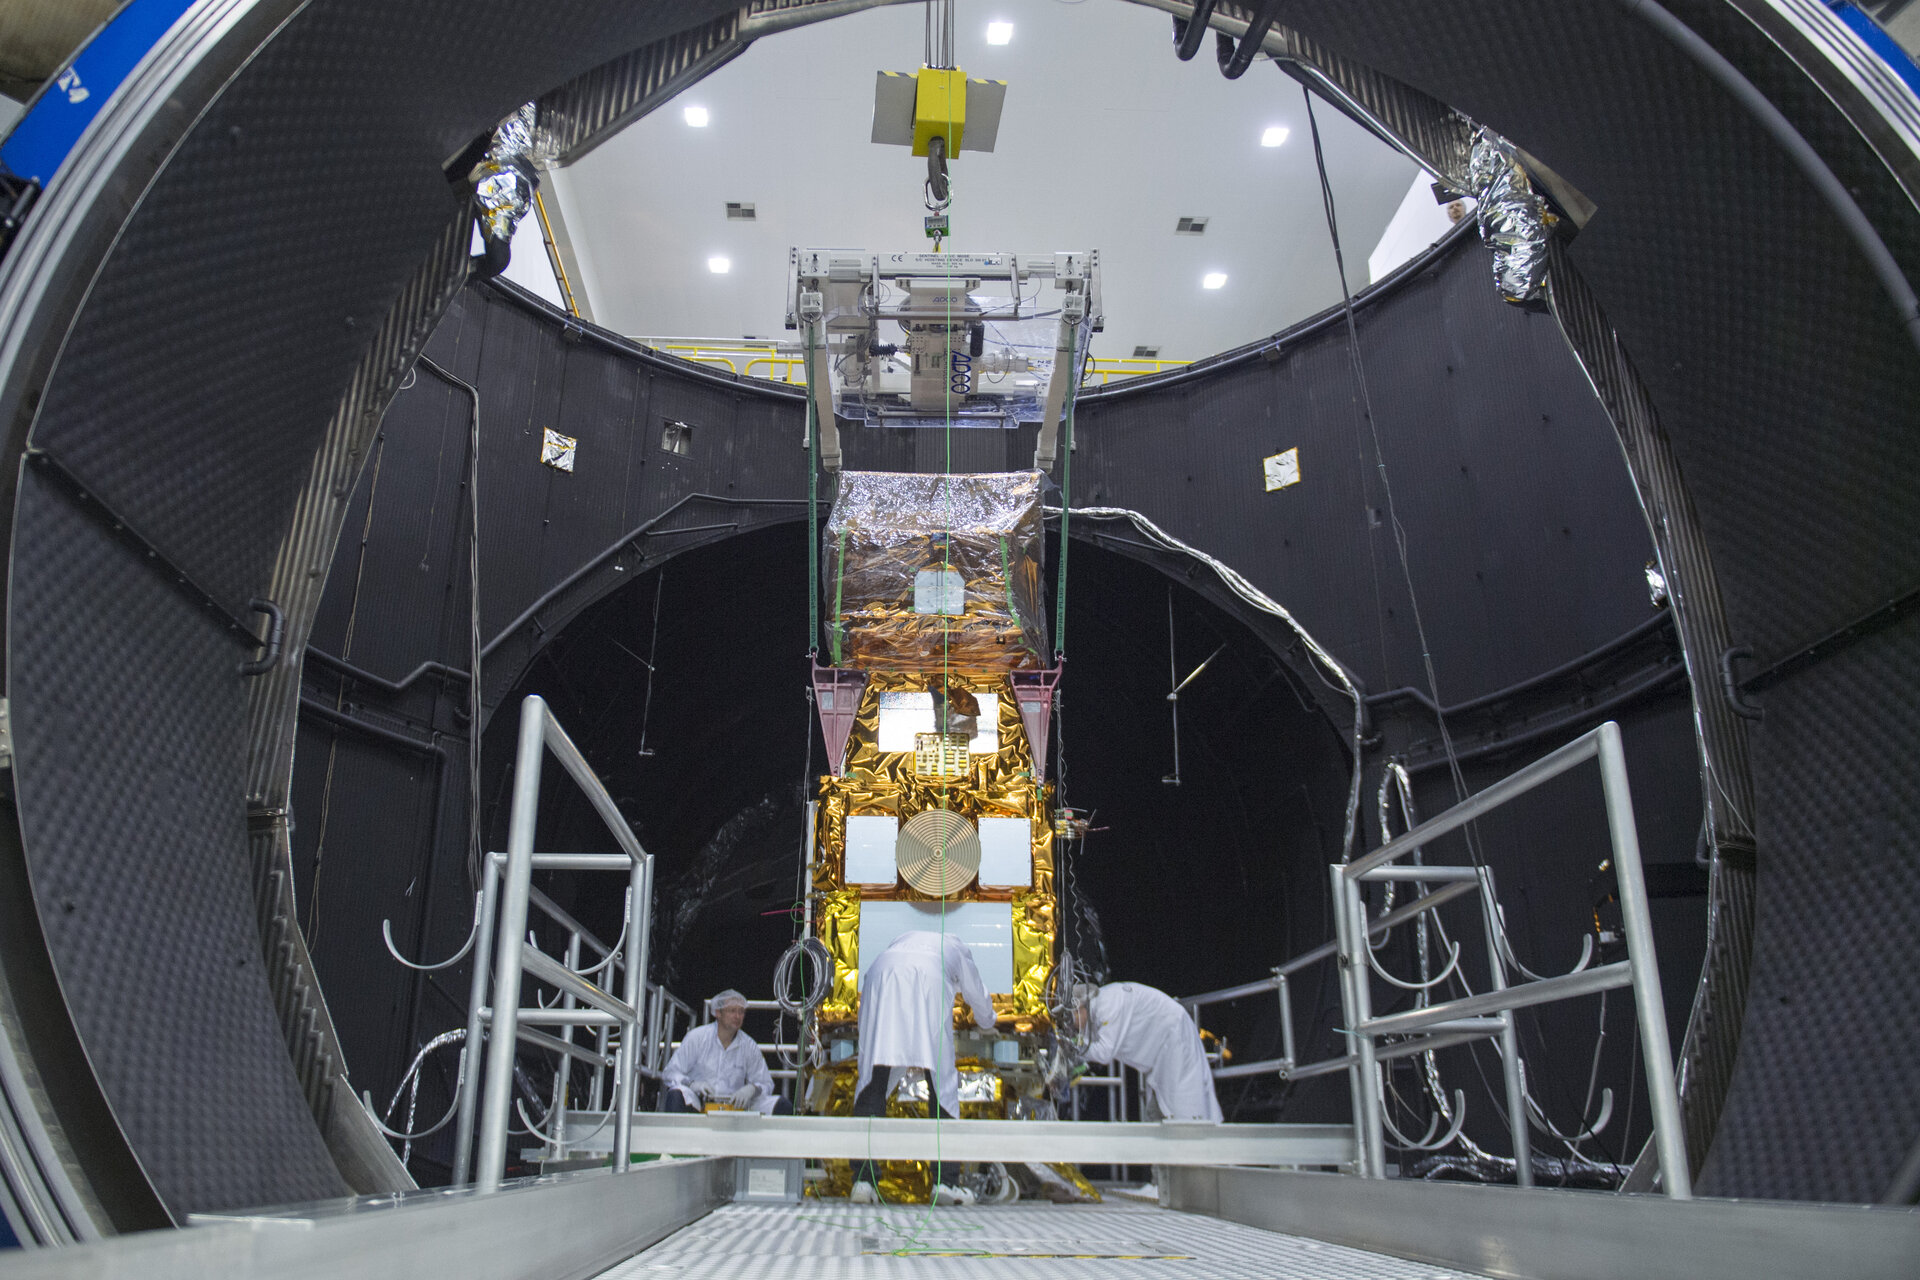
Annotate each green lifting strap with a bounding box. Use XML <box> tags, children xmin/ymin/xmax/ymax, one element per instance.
<box><xmin>807</xmin><ymin>386</ymin><xmax>819</xmax><ymax>655</ymax></box>
<box><xmin>831</xmin><ymin>525</ymin><xmax>848</xmax><ymax>667</ymax></box>
<box><xmin>1054</xmin><ymin>328</ymin><xmax>1077</xmax><ymax>660</ymax></box>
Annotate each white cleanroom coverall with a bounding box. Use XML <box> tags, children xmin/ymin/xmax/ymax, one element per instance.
<box><xmin>857</xmin><ymin>930</ymin><xmax>997</xmax><ymax>1118</ymax></box>
<box><xmin>1085</xmin><ymin>982</ymin><xmax>1223</xmax><ymax>1123</ymax></box>
<box><xmin>661</xmin><ymin>1022</ymin><xmax>780</xmax><ymax>1114</ymax></box>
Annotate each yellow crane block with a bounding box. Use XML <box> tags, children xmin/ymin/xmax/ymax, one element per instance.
<box><xmin>912</xmin><ymin>66</ymin><xmax>966</xmax><ymax>156</ymax></box>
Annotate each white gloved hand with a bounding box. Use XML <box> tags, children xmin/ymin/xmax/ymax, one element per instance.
<box><xmin>729</xmin><ymin>1084</ymin><xmax>760</xmax><ymax>1109</ymax></box>
<box><xmin>692</xmin><ymin>1080</ymin><xmax>719</xmax><ymax>1101</ymax></box>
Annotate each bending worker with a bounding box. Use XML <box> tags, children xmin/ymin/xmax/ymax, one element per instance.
<box><xmin>659</xmin><ymin>988</ymin><xmax>789</xmax><ymax>1115</ymax></box>
<box><xmin>852</xmin><ymin>931</ymin><xmax>997</xmax><ymax>1204</ymax></box>
<box><xmin>1081</xmin><ymin>981</ymin><xmax>1223</xmax><ymax>1123</ymax></box>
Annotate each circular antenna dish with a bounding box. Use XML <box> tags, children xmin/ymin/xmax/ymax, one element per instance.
<box><xmin>895</xmin><ymin>809</ymin><xmax>980</xmax><ymax>896</ymax></box>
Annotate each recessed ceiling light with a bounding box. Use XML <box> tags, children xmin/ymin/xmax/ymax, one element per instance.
<box><xmin>1261</xmin><ymin>125</ymin><xmax>1289</xmax><ymax>147</ymax></box>
<box><xmin>1202</xmin><ymin>272</ymin><xmax>1227</xmax><ymax>290</ymax></box>
<box><xmin>986</xmin><ymin>21</ymin><xmax>1013</xmax><ymax>44</ymax></box>
<box><xmin>708</xmin><ymin>256</ymin><xmax>731</xmax><ymax>274</ymax></box>
<box><xmin>684</xmin><ymin>105</ymin><xmax>710</xmax><ymax>127</ymax></box>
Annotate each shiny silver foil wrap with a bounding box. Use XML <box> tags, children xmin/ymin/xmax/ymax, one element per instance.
<box><xmin>1468</xmin><ymin>128</ymin><xmax>1552</xmax><ymax>303</ymax></box>
<box><xmin>822</xmin><ymin>470</ymin><xmax>1048</xmax><ymax>672</ymax></box>
<box><xmin>473</xmin><ymin>103</ymin><xmax>551</xmax><ymax>242</ymax></box>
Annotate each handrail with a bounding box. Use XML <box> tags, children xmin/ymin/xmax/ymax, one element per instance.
<box><xmin>1179</xmin><ymin>722</ymin><xmax>1688</xmax><ymax>1200</ymax></box>
<box><xmin>626</xmin><ymin>340</ymin><xmax>1193</xmax><ymax>391</ymax></box>
<box><xmin>1345</xmin><ymin>731</ymin><xmax>1604</xmax><ymax>880</ymax></box>
<box><xmin>1361</xmin><ymin>963</ymin><xmax>1633</xmax><ymax>1038</ymax></box>
<box><xmin>744</xmin><ymin>355</ymin><xmax>805</xmax><ymax>383</ymax></box>
<box><xmin>1086</xmin><ymin>356</ymin><xmax>1193</xmax><ymax>383</ymax></box>
<box><xmin>520</xmin><ymin>945</ymin><xmax>636</xmax><ymax>1021</ymax></box>
<box><xmin>1182</xmin><ymin>880</ymin><xmax>1477</xmax><ymax>1008</ymax></box>
<box><xmin>472</xmin><ymin>695</ymin><xmax>655</xmax><ymax>1193</ymax></box>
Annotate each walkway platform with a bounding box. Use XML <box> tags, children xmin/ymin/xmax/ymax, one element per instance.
<box><xmin>598</xmin><ymin>1200</ymin><xmax>1489</xmax><ymax>1279</ymax></box>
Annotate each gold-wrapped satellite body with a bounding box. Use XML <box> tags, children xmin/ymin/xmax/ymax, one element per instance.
<box><xmin>810</xmin><ymin>672</ymin><xmax>1056</xmax><ymax>1031</ymax></box>
<box><xmin>808</xmin><ymin>472</ymin><xmax>1060</xmax><ymax>1044</ymax></box>
<box><xmin>822</xmin><ymin>470</ymin><xmax>1047</xmax><ymax>672</ymax></box>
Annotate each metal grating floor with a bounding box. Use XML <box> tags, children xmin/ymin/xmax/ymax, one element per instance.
<box><xmin>597</xmin><ymin>1200</ymin><xmax>1486</xmax><ymax>1279</ymax></box>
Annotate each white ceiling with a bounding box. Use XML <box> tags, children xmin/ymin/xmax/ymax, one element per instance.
<box><xmin>531</xmin><ymin>1</ymin><xmax>1424</xmax><ymax>364</ymax></box>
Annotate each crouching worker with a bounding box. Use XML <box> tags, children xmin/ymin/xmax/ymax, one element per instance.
<box><xmin>1080</xmin><ymin>981</ymin><xmax>1222</xmax><ymax>1123</ymax></box>
<box><xmin>659</xmin><ymin>989</ymin><xmax>790</xmax><ymax>1115</ymax></box>
<box><xmin>850</xmin><ymin>931</ymin><xmax>997</xmax><ymax>1205</ymax></box>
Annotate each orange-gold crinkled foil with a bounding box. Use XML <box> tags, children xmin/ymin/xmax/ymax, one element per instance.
<box><xmin>823</xmin><ymin>471</ymin><xmax>1046</xmax><ymax>673</ymax></box>
<box><xmin>816</xmin><ymin>889</ymin><xmax>861</xmax><ymax>1024</ymax></box>
<box><xmin>807</xmin><ymin>1060</ymin><xmax>1008</xmax><ymax>1203</ymax></box>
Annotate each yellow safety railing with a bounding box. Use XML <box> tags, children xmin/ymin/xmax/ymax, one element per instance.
<box><xmin>1084</xmin><ymin>357</ymin><xmax>1192</xmax><ymax>384</ymax></box>
<box><xmin>640</xmin><ymin>344</ymin><xmax>1189</xmax><ymax>389</ymax></box>
<box><xmin>744</xmin><ymin>356</ymin><xmax>807</xmax><ymax>384</ymax></box>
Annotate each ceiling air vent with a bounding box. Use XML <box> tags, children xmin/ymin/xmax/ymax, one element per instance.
<box><xmin>1132</xmin><ymin>345</ymin><xmax>1161</xmax><ymax>359</ymax></box>
<box><xmin>725</xmin><ymin>202</ymin><xmax>756</xmax><ymax>220</ymax></box>
<box><xmin>1174</xmin><ymin>216</ymin><xmax>1208</xmax><ymax>235</ymax></box>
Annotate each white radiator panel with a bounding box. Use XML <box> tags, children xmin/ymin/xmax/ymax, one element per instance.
<box><xmin>857</xmin><ymin>900</ymin><xmax>1014</xmax><ymax>994</ymax></box>
<box><xmin>976</xmin><ymin>817</ymin><xmax>1031</xmax><ymax>888</ymax></box>
<box><xmin>845</xmin><ymin>814</ymin><xmax>898</xmax><ymax>885</ymax></box>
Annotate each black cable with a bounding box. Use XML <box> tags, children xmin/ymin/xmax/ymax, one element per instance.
<box><xmin>1303</xmin><ymin>87</ymin><xmax>1478</xmax><ymax>829</ymax></box>
<box><xmin>417</xmin><ymin>356</ymin><xmax>484</xmax><ymax>897</ymax></box>
<box><xmin>1310</xmin><ymin>85</ymin><xmax>1610</xmax><ymax>1173</ymax></box>
<box><xmin>632</xmin><ymin>568</ymin><xmax>664</xmax><ymax>760</ymax></box>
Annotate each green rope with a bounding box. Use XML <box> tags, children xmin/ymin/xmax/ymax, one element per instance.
<box><xmin>807</xmin><ymin>375</ymin><xmax>820</xmax><ymax>656</ymax></box>
<box><xmin>999</xmin><ymin>534</ymin><xmax>1020</xmax><ymax>652</ymax></box>
<box><xmin>1053</xmin><ymin>329</ymin><xmax>1076</xmax><ymax>660</ymax></box>
<box><xmin>831</xmin><ymin>526</ymin><xmax>847</xmax><ymax>667</ymax></box>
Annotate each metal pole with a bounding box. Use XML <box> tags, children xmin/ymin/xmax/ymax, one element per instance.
<box><xmin>1342</xmin><ymin>873</ymin><xmax>1387</xmax><ymax>1178</ymax></box>
<box><xmin>590</xmin><ymin>1023</ymin><xmax>608</xmax><ymax>1112</ymax></box>
<box><xmin>549</xmin><ymin>932</ymin><xmax>581</xmax><ymax>1161</ymax></box>
<box><xmin>1276</xmin><ymin>973</ymin><xmax>1296</xmax><ymax>1070</ymax></box>
<box><xmin>612</xmin><ymin>850</ymin><xmax>650</xmax><ymax>1173</ymax></box>
<box><xmin>476</xmin><ymin>697</ymin><xmax>549</xmax><ymax>1192</ymax></box>
<box><xmin>1597</xmin><ymin>721</ymin><xmax>1692</xmax><ymax>1199</ymax></box>
<box><xmin>1478</xmin><ymin>868</ymin><xmax>1535</xmax><ymax>1188</ymax></box>
<box><xmin>1330</xmin><ymin>864</ymin><xmax>1371</xmax><ymax>1175</ymax></box>
<box><xmin>451</xmin><ymin>851</ymin><xmax>502</xmax><ymax>1185</ymax></box>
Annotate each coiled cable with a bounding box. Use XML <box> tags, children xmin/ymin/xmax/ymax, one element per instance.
<box><xmin>775</xmin><ymin>936</ymin><xmax>833</xmax><ymax>1018</ymax></box>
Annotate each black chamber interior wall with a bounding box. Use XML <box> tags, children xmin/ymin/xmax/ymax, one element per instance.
<box><xmin>289</xmin><ymin>236</ymin><xmax>1706</xmax><ymax>1174</ymax></box>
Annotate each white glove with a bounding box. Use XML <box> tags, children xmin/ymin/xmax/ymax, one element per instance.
<box><xmin>729</xmin><ymin>1084</ymin><xmax>760</xmax><ymax>1109</ymax></box>
<box><xmin>692</xmin><ymin>1080</ymin><xmax>719</xmax><ymax>1101</ymax></box>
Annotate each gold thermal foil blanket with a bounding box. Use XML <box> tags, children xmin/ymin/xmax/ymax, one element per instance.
<box><xmin>817</xmin><ymin>889</ymin><xmax>862</xmax><ymax>1024</ymax></box>
<box><xmin>808</xmin><ymin>1060</ymin><xmax>1008</xmax><ymax>1203</ymax></box>
<box><xmin>823</xmin><ymin>470</ymin><xmax>1046</xmax><ymax>672</ymax></box>
<box><xmin>811</xmin><ymin>672</ymin><xmax>1057</xmax><ymax>1029</ymax></box>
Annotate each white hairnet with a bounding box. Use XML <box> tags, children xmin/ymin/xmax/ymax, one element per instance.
<box><xmin>708</xmin><ymin>988</ymin><xmax>748</xmax><ymax>1014</ymax></box>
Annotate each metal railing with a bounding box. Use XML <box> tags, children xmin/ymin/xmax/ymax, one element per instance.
<box><xmin>630</xmin><ymin>337</ymin><xmax>1189</xmax><ymax>389</ymax></box>
<box><xmin>462</xmin><ymin>695</ymin><xmax>657</xmax><ymax>1192</ymax></box>
<box><xmin>1182</xmin><ymin>721</ymin><xmax>1691</xmax><ymax>1198</ymax></box>
<box><xmin>1084</xmin><ymin>356</ymin><xmax>1194</xmax><ymax>383</ymax></box>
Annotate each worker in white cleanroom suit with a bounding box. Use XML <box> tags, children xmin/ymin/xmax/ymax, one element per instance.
<box><xmin>659</xmin><ymin>988</ymin><xmax>788</xmax><ymax>1115</ymax></box>
<box><xmin>851</xmin><ymin>931</ymin><xmax>997</xmax><ymax>1204</ymax></box>
<box><xmin>1081</xmin><ymin>981</ymin><xmax>1223</xmax><ymax>1123</ymax></box>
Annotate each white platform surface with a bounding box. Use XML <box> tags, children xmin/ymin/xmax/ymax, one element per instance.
<box><xmin>597</xmin><ymin>1200</ymin><xmax>1490</xmax><ymax>1279</ymax></box>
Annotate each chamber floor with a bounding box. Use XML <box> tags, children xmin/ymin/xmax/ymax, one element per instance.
<box><xmin>598</xmin><ymin>1199</ymin><xmax>1484</xmax><ymax>1279</ymax></box>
